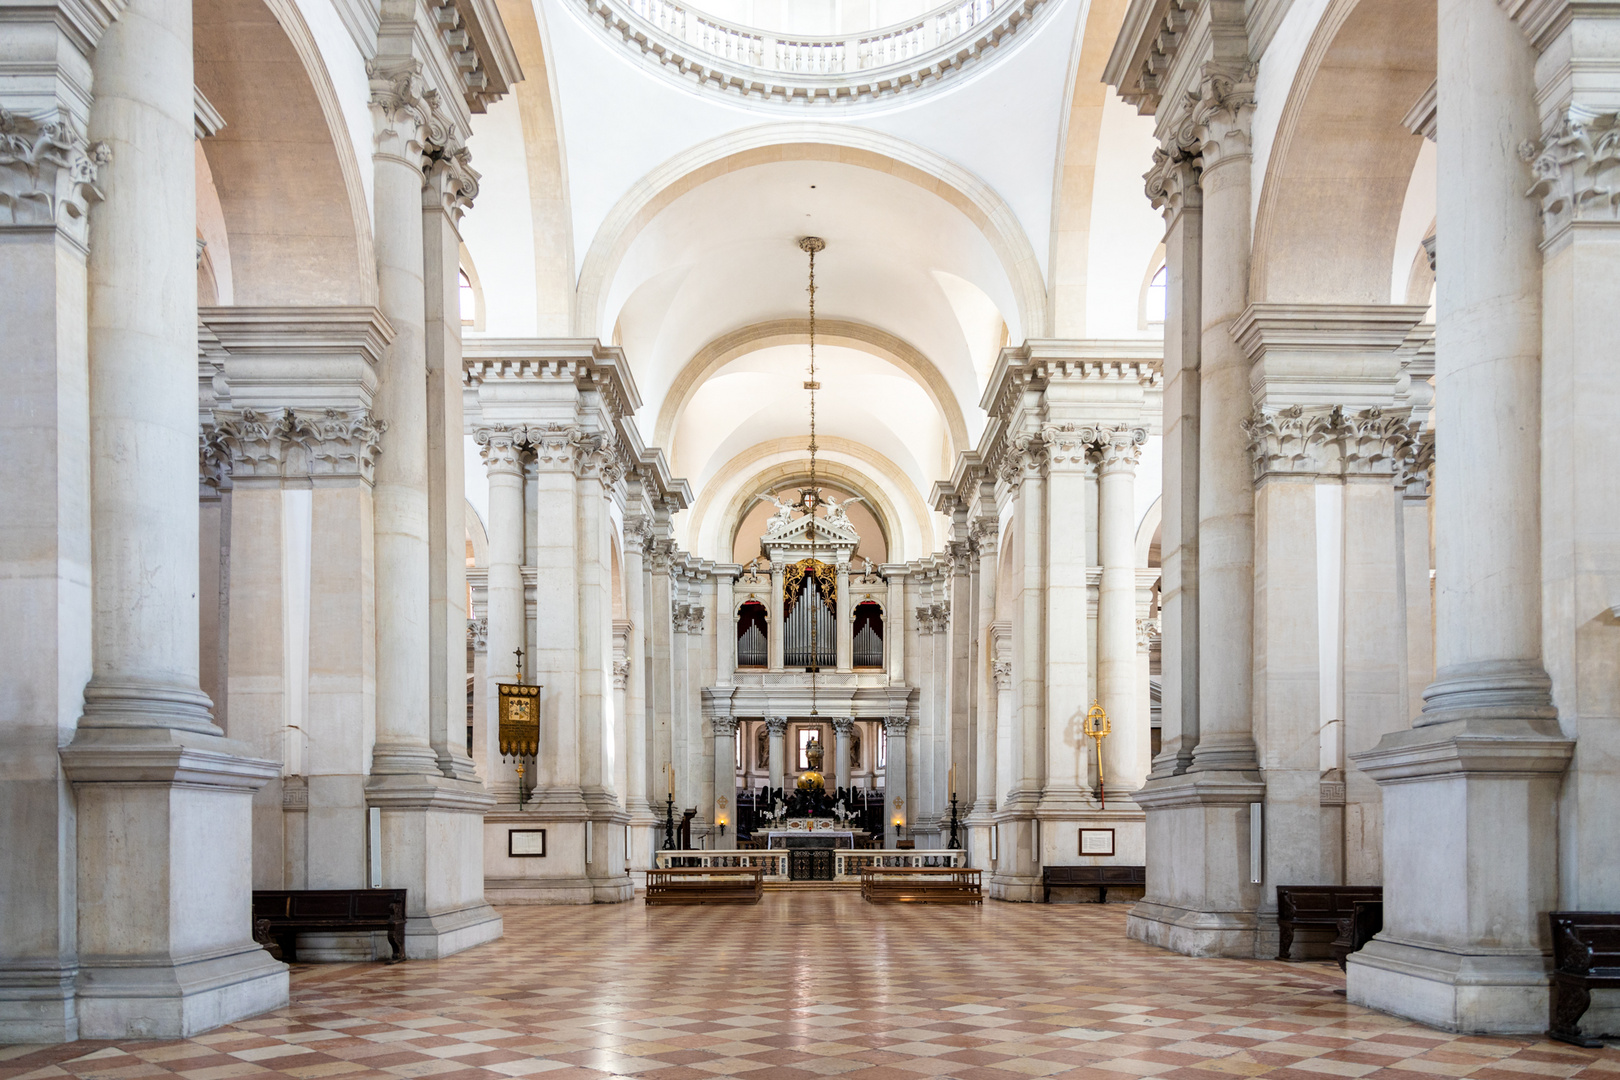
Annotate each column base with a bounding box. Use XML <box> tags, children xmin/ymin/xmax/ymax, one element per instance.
<box><xmin>76</xmin><ymin>944</ymin><xmax>289</xmax><ymax>1041</ymax></box>
<box><xmin>988</xmin><ymin>814</ymin><xmax>1041</xmax><ymax>901</ymax></box>
<box><xmin>368</xmin><ymin>774</ymin><xmax>503</xmax><ymax>959</ymax></box>
<box><xmin>482</xmin><ymin>795</ymin><xmax>634</xmax><ymax>905</ymax></box>
<box><xmin>0</xmin><ymin>966</ymin><xmax>78</xmax><ymax>1043</ymax></box>
<box><xmin>1347</xmin><ymin>937</ymin><xmax>1553</xmax><ymax>1035</ymax></box>
<box><xmin>1128</xmin><ymin>769</ymin><xmax>1266</xmax><ymax>957</ymax></box>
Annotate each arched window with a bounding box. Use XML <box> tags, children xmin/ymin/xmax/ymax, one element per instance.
<box><xmin>852</xmin><ymin>601</ymin><xmax>883</xmax><ymax>667</ymax></box>
<box><xmin>736</xmin><ymin>601</ymin><xmax>767</xmax><ymax>667</ymax></box>
<box><xmin>458</xmin><ymin>268</ymin><xmax>477</xmax><ymax>326</ymax></box>
<box><xmin>1146</xmin><ymin>264</ymin><xmax>1168</xmax><ymax>324</ymax></box>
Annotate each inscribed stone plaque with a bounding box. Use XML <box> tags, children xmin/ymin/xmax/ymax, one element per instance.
<box><xmin>508</xmin><ymin>829</ymin><xmax>546</xmax><ymax>857</ymax></box>
<box><xmin>1079</xmin><ymin>828</ymin><xmax>1115</xmax><ymax>856</ymax></box>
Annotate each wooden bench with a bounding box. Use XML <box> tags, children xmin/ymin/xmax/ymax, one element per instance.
<box><xmin>1330</xmin><ymin>900</ymin><xmax>1383</xmax><ymax>971</ymax></box>
<box><xmin>1548</xmin><ymin>911</ymin><xmax>1620</xmax><ymax>1047</ymax></box>
<box><xmin>1275</xmin><ymin>885</ymin><xmax>1382</xmax><ymax>960</ymax></box>
<box><xmin>645</xmin><ymin>866</ymin><xmax>763</xmax><ymax>905</ymax></box>
<box><xmin>252</xmin><ymin>889</ymin><xmax>406</xmax><ymax>964</ymax></box>
<box><xmin>1042</xmin><ymin>865</ymin><xmax>1146</xmax><ymax>904</ymax></box>
<box><xmin>861</xmin><ymin>867</ymin><xmax>981</xmax><ymax>904</ymax></box>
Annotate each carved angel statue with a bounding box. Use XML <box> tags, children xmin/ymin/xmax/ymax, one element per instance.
<box><xmin>760</xmin><ymin>492</ymin><xmax>797</xmax><ymax>536</ymax></box>
<box><xmin>822</xmin><ymin>493</ymin><xmax>863</xmax><ymax>533</ymax></box>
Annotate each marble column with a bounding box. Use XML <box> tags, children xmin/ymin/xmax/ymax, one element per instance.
<box><xmin>1348</xmin><ymin>0</ymin><xmax>1572</xmax><ymax>1032</ymax></box>
<box><xmin>1146</xmin><ymin>147</ymin><xmax>1202</xmax><ymax>779</ymax></box>
<box><xmin>0</xmin><ymin>5</ymin><xmax>104</xmax><ymax>1038</ymax></box>
<box><xmin>766</xmin><ymin>716</ymin><xmax>788</xmax><ymax>792</ymax></box>
<box><xmin>422</xmin><ymin>141</ymin><xmax>479</xmax><ymax>782</ymax></box>
<box><xmin>57</xmin><ymin>0</ymin><xmax>289</xmax><ymax>1035</ymax></box>
<box><xmin>969</xmin><ymin>516</ymin><xmax>1000</xmax><ymax>829</ymax></box>
<box><xmin>476</xmin><ymin>425</ymin><xmax>525</xmax><ymax>803</ymax></box>
<box><xmin>712</xmin><ymin>715</ymin><xmax>738</xmax><ymax>841</ymax></box>
<box><xmin>993</xmin><ymin>435</ymin><xmax>1045</xmax><ymax>898</ymax></box>
<box><xmin>768</xmin><ymin>561</ymin><xmax>785</xmax><ymax>670</ymax></box>
<box><xmin>832</xmin><ymin>717</ymin><xmax>853</xmax><ymax>792</ymax></box>
<box><xmin>1097</xmin><ymin>426</ymin><xmax>1148</xmax><ymax>798</ymax></box>
<box><xmin>648</xmin><ymin>538</ymin><xmax>676</xmax><ymax>811</ymax></box>
<box><xmin>715</xmin><ymin>571</ymin><xmax>736</xmax><ymax>685</ymax></box>
<box><xmin>884</xmin><ymin>716</ymin><xmax>910</xmax><ymax>848</ymax></box>
<box><xmin>835</xmin><ymin>561</ymin><xmax>852</xmax><ymax>671</ymax></box>
<box><xmin>622</xmin><ymin>517</ymin><xmax>656</xmax><ymax>862</ymax></box>
<box><xmin>885</xmin><ymin>569</ymin><xmax>906</xmax><ymax>681</ymax></box>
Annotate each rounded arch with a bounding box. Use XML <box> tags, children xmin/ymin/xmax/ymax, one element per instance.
<box><xmin>1249</xmin><ymin>0</ymin><xmax>1437</xmax><ymax>304</ymax></box>
<box><xmin>575</xmin><ymin>125</ymin><xmax>1047</xmax><ymax>343</ymax></box>
<box><xmin>684</xmin><ymin>437</ymin><xmax>933</xmax><ymax>564</ymax></box>
<box><xmin>1134</xmin><ymin>494</ymin><xmax>1161</xmax><ymax>568</ymax></box>
<box><xmin>654</xmin><ymin>319</ymin><xmax>971</xmax><ymax>457</ymax></box>
<box><xmin>194</xmin><ymin>0</ymin><xmax>375</xmax><ymax>305</ymax></box>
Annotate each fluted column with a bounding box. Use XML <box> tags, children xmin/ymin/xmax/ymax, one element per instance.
<box><xmin>1097</xmin><ymin>426</ymin><xmax>1148</xmax><ymax>797</ymax></box>
<box><xmin>883</xmin><ymin>716</ymin><xmax>910</xmax><ymax>848</ymax></box>
<box><xmin>832</xmin><ymin>717</ymin><xmax>853</xmax><ymax>792</ymax></box>
<box><xmin>476</xmin><ymin>426</ymin><xmax>525</xmax><ymax>802</ymax></box>
<box><xmin>59</xmin><ymin>0</ymin><xmax>288</xmax><ymax>1035</ymax></box>
<box><xmin>1348</xmin><ymin>0</ymin><xmax>1571</xmax><ymax>1033</ymax></box>
<box><xmin>766</xmin><ymin>716</ymin><xmax>787</xmax><ymax>792</ymax></box>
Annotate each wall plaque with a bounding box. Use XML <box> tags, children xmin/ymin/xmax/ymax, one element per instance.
<box><xmin>508</xmin><ymin>828</ymin><xmax>546</xmax><ymax>857</ymax></box>
<box><xmin>1079</xmin><ymin>827</ymin><xmax>1115</xmax><ymax>857</ymax></box>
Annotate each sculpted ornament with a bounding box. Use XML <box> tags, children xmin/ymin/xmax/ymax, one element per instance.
<box><xmin>969</xmin><ymin>518</ymin><xmax>999</xmax><ymax>558</ymax></box>
<box><xmin>997</xmin><ymin>431</ymin><xmax>1047</xmax><ymax>489</ymax></box>
<box><xmin>1242</xmin><ymin>405</ymin><xmax>1420</xmax><ymax>481</ymax></box>
<box><xmin>1136</xmin><ymin>618</ymin><xmax>1160</xmax><ymax>650</ymax></box>
<box><xmin>211</xmin><ymin>407</ymin><xmax>387</xmax><ymax>483</ymax></box>
<box><xmin>0</xmin><ymin>108</ymin><xmax>109</xmax><ymax>245</ymax></box>
<box><xmin>1144</xmin><ymin>143</ymin><xmax>1201</xmax><ymax>218</ymax></box>
<box><xmin>993</xmin><ymin>659</ymin><xmax>1013</xmax><ymax>690</ymax></box>
<box><xmin>1089</xmin><ymin>425</ymin><xmax>1149</xmax><ymax>473</ymax></box>
<box><xmin>467</xmin><ymin>617</ymin><xmax>488</xmax><ymax>651</ymax></box>
<box><xmin>1524</xmin><ymin>111</ymin><xmax>1620</xmax><ymax>238</ymax></box>
<box><xmin>1176</xmin><ymin>62</ymin><xmax>1258</xmax><ymax>171</ymax></box>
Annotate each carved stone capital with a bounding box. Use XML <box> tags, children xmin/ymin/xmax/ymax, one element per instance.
<box><xmin>1136</xmin><ymin>617</ymin><xmax>1160</xmax><ymax>650</ymax></box>
<box><xmin>1040</xmin><ymin>423</ymin><xmax>1093</xmax><ymax>471</ymax></box>
<box><xmin>1179</xmin><ymin>62</ymin><xmax>1258</xmax><ymax>170</ymax></box>
<box><xmin>1091</xmin><ymin>424</ymin><xmax>1149</xmax><ymax>474</ymax></box>
<box><xmin>711</xmin><ymin>715</ymin><xmax>740</xmax><ymax>738</ymax></box>
<box><xmin>210</xmin><ymin>407</ymin><xmax>387</xmax><ymax>483</ymax></box>
<box><xmin>992</xmin><ymin>659</ymin><xmax>1013</xmax><ymax>690</ymax></box>
<box><xmin>367</xmin><ymin>58</ymin><xmax>437</xmax><ymax>167</ymax></box>
<box><xmin>612</xmin><ymin>658</ymin><xmax>630</xmax><ymax>690</ymax></box>
<box><xmin>831</xmin><ymin>717</ymin><xmax>854</xmax><ymax>736</ymax></box>
<box><xmin>1525</xmin><ymin>110</ymin><xmax>1620</xmax><ymax>242</ymax></box>
<box><xmin>882</xmin><ymin>715</ymin><xmax>911</xmax><ymax>737</ymax></box>
<box><xmin>474</xmin><ymin>424</ymin><xmax>524</xmax><ymax>477</ymax></box>
<box><xmin>423</xmin><ymin>139</ymin><xmax>479</xmax><ymax>220</ymax></box>
<box><xmin>467</xmin><ymin>616</ymin><xmax>487</xmax><ymax>651</ymax></box>
<box><xmin>1242</xmin><ymin>405</ymin><xmax>1420</xmax><ymax>481</ymax></box>
<box><xmin>1144</xmin><ymin>142</ymin><xmax>1201</xmax><ymax>219</ymax></box>
<box><xmin>996</xmin><ymin>432</ymin><xmax>1047</xmax><ymax>489</ymax></box>
<box><xmin>0</xmin><ymin>107</ymin><xmax>109</xmax><ymax>247</ymax></box>
<box><xmin>624</xmin><ymin>516</ymin><xmax>654</xmax><ymax>549</ymax></box>
<box><xmin>672</xmin><ymin>602</ymin><xmax>706</xmax><ymax>634</ymax></box>
<box><xmin>1401</xmin><ymin>428</ymin><xmax>1436</xmax><ymax>499</ymax></box>
<box><xmin>765</xmin><ymin>716</ymin><xmax>789</xmax><ymax>736</ymax></box>
<box><xmin>969</xmin><ymin>517</ymin><xmax>999</xmax><ymax>558</ymax></box>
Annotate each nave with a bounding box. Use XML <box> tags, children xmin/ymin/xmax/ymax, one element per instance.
<box><xmin>2</xmin><ymin>900</ymin><xmax>1611</xmax><ymax>1080</ymax></box>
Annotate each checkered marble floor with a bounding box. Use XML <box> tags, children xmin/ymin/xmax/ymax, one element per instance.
<box><xmin>5</xmin><ymin>895</ymin><xmax>1614</xmax><ymax>1080</ymax></box>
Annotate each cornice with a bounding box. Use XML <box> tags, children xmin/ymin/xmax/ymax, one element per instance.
<box><xmin>464</xmin><ymin>338</ymin><xmax>643</xmax><ymax>415</ymax></box>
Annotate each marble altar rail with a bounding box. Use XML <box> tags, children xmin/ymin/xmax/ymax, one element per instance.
<box><xmin>651</xmin><ymin>850</ymin><xmax>963</xmax><ymax>883</ymax></box>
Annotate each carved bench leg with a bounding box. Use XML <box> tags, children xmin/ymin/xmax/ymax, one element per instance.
<box><xmin>1549</xmin><ymin>979</ymin><xmax>1599</xmax><ymax>1048</ymax></box>
<box><xmin>386</xmin><ymin>920</ymin><xmax>406</xmax><ymax>964</ymax></box>
<box><xmin>1277</xmin><ymin>922</ymin><xmax>1294</xmax><ymax>962</ymax></box>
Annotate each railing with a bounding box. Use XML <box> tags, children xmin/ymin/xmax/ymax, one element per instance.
<box><xmin>618</xmin><ymin>0</ymin><xmax>1011</xmax><ymax>77</ymax></box>
<box><xmin>652</xmin><ymin>849</ymin><xmax>964</xmax><ymax>882</ymax></box>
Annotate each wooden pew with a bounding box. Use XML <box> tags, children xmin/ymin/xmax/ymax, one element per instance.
<box><xmin>861</xmin><ymin>867</ymin><xmax>981</xmax><ymax>904</ymax></box>
<box><xmin>252</xmin><ymin>889</ymin><xmax>407</xmax><ymax>964</ymax></box>
<box><xmin>1330</xmin><ymin>900</ymin><xmax>1383</xmax><ymax>971</ymax></box>
<box><xmin>1042</xmin><ymin>865</ymin><xmax>1146</xmax><ymax>904</ymax></box>
<box><xmin>1548</xmin><ymin>911</ymin><xmax>1620</xmax><ymax>1047</ymax></box>
<box><xmin>1275</xmin><ymin>885</ymin><xmax>1382</xmax><ymax>960</ymax></box>
<box><xmin>645</xmin><ymin>866</ymin><xmax>763</xmax><ymax>905</ymax></box>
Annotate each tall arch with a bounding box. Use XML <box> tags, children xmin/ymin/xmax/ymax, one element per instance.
<box><xmin>195</xmin><ymin>0</ymin><xmax>375</xmax><ymax>305</ymax></box>
<box><xmin>654</xmin><ymin>319</ymin><xmax>971</xmax><ymax>458</ymax></box>
<box><xmin>574</xmin><ymin>125</ymin><xmax>1048</xmax><ymax>344</ymax></box>
<box><xmin>1249</xmin><ymin>0</ymin><xmax>1438</xmax><ymax>304</ymax></box>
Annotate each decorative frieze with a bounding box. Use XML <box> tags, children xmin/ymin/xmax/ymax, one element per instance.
<box><xmin>208</xmin><ymin>407</ymin><xmax>387</xmax><ymax>483</ymax></box>
<box><xmin>1524</xmin><ymin>110</ymin><xmax>1620</xmax><ymax>241</ymax></box>
<box><xmin>0</xmin><ymin>107</ymin><xmax>109</xmax><ymax>247</ymax></box>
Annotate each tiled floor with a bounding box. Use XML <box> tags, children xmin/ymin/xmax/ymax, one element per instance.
<box><xmin>4</xmin><ymin>895</ymin><xmax>1614</xmax><ymax>1080</ymax></box>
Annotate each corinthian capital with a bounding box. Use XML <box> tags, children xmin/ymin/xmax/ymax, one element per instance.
<box><xmin>1241</xmin><ymin>405</ymin><xmax>1342</xmax><ymax>480</ymax></box>
<box><xmin>475</xmin><ymin>425</ymin><xmax>525</xmax><ymax>477</ymax></box>
<box><xmin>424</xmin><ymin>139</ymin><xmax>479</xmax><ymax>219</ymax></box>
<box><xmin>1524</xmin><ymin>110</ymin><xmax>1620</xmax><ymax>241</ymax></box>
<box><xmin>1180</xmin><ymin>62</ymin><xmax>1257</xmax><ymax>170</ymax></box>
<box><xmin>1144</xmin><ymin>142</ymin><xmax>1201</xmax><ymax>219</ymax></box>
<box><xmin>996</xmin><ymin>431</ymin><xmax>1047</xmax><ymax>489</ymax></box>
<box><xmin>1089</xmin><ymin>425</ymin><xmax>1148</xmax><ymax>474</ymax></box>
<box><xmin>367</xmin><ymin>58</ymin><xmax>447</xmax><ymax>168</ymax></box>
<box><xmin>211</xmin><ymin>407</ymin><xmax>387</xmax><ymax>483</ymax></box>
<box><xmin>969</xmin><ymin>517</ymin><xmax>999</xmax><ymax>558</ymax></box>
<box><xmin>0</xmin><ymin>107</ymin><xmax>109</xmax><ymax>247</ymax></box>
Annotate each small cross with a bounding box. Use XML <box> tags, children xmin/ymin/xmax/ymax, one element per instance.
<box><xmin>513</xmin><ymin>647</ymin><xmax>523</xmax><ymax>682</ymax></box>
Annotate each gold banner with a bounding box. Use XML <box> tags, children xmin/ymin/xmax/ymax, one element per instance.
<box><xmin>498</xmin><ymin>683</ymin><xmax>540</xmax><ymax>758</ymax></box>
